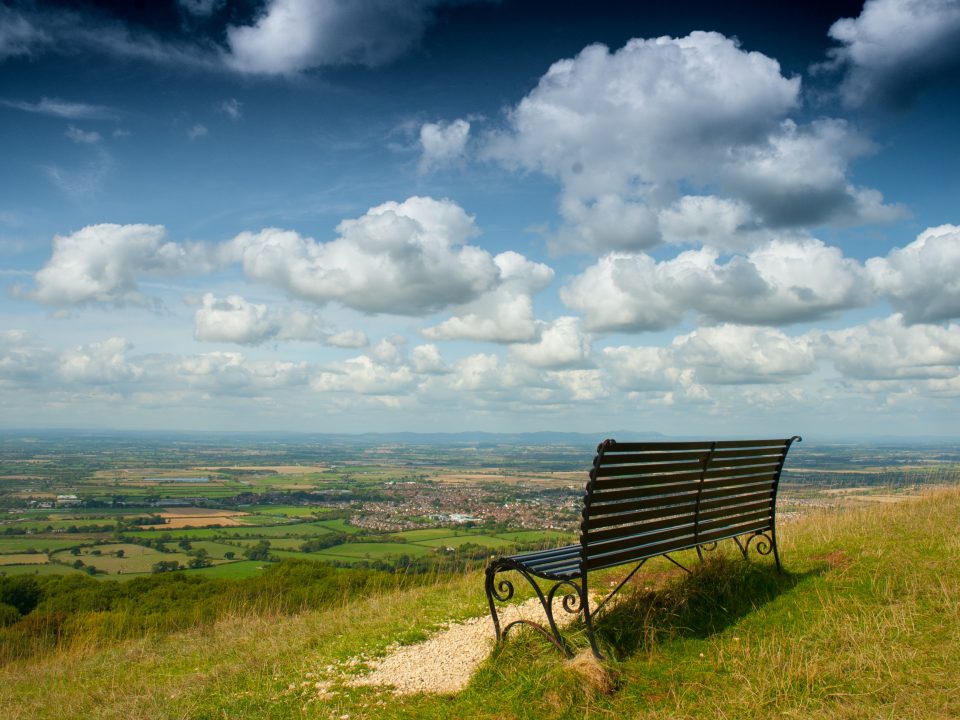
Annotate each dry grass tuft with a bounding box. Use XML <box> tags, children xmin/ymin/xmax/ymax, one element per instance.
<box><xmin>564</xmin><ymin>649</ymin><xmax>616</xmax><ymax>695</ymax></box>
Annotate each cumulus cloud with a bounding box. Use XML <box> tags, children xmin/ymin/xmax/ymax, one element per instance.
<box><xmin>562</xmin><ymin>239</ymin><xmax>871</xmax><ymax>332</ymax></box>
<box><xmin>177</xmin><ymin>352</ymin><xmax>310</xmax><ymax>392</ymax></box>
<box><xmin>827</xmin><ymin>0</ymin><xmax>960</xmax><ymax>109</ymax></box>
<box><xmin>421</xmin><ymin>251</ymin><xmax>554</xmax><ymax>342</ymax></box>
<box><xmin>225</xmin><ymin>196</ymin><xmax>501</xmax><ymax>315</ymax></box>
<box><xmin>817</xmin><ymin>314</ymin><xmax>960</xmax><ymax>380</ymax></box>
<box><xmin>193</xmin><ymin>293</ymin><xmax>346</xmax><ymax>345</ymax></box>
<box><xmin>867</xmin><ymin>224</ymin><xmax>960</xmax><ymax>323</ymax></box>
<box><xmin>509</xmin><ymin>317</ymin><xmax>592</xmax><ymax>369</ymax></box>
<box><xmin>26</xmin><ymin>223</ymin><xmax>208</xmax><ymax>306</ymax></box>
<box><xmin>58</xmin><ymin>337</ymin><xmax>143</xmax><ymax>385</ymax></box>
<box><xmin>418</xmin><ymin>119</ymin><xmax>470</xmax><ymax>173</ymax></box>
<box><xmin>602</xmin><ymin>325</ymin><xmax>814</xmax><ymax>390</ymax></box>
<box><xmin>0</xmin><ymin>330</ymin><xmax>55</xmax><ymax>386</ymax></box>
<box><xmin>224</xmin><ymin>0</ymin><xmax>441</xmax><ymax>75</ymax></box>
<box><xmin>311</xmin><ymin>355</ymin><xmax>416</xmax><ymax>395</ymax></box>
<box><xmin>485</xmin><ymin>31</ymin><xmax>900</xmax><ymax>252</ymax></box>
<box><xmin>670</xmin><ymin>325</ymin><xmax>815</xmax><ymax>384</ymax></box>
<box><xmin>411</xmin><ymin>343</ymin><xmax>448</xmax><ymax>374</ymax></box>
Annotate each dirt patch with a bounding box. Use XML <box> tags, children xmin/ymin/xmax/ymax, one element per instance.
<box><xmin>332</xmin><ymin>594</ymin><xmax>595</xmax><ymax>696</ymax></box>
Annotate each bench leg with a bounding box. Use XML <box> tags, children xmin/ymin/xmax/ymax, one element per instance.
<box><xmin>485</xmin><ymin>559</ymin><xmax>586</xmax><ymax>658</ymax></box>
<box><xmin>743</xmin><ymin>530</ymin><xmax>782</xmax><ymax>572</ymax></box>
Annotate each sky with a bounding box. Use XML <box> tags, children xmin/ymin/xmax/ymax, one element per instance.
<box><xmin>1</xmin><ymin>0</ymin><xmax>959</xmax><ymax>438</ymax></box>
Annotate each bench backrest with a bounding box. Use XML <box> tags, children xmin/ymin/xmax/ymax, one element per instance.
<box><xmin>579</xmin><ymin>437</ymin><xmax>800</xmax><ymax>572</ymax></box>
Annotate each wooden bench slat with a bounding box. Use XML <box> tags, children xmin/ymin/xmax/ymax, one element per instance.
<box><xmin>598</xmin><ymin>450</ymin><xmax>706</xmax><ymax>465</ymax></box>
<box><xmin>585</xmin><ymin>491</ymin><xmax>702</xmax><ymax>518</ymax></box>
<box><xmin>699</xmin><ymin>481</ymin><xmax>776</xmax><ymax>504</ymax></box>
<box><xmin>599</xmin><ymin>441</ymin><xmax>715</xmax><ymax>452</ymax></box>
<box><xmin>592</xmin><ymin>470</ymin><xmax>703</xmax><ymax>490</ymax></box>
<box><xmin>707</xmin><ymin>456</ymin><xmax>787</xmax><ymax>471</ymax></box>
<box><xmin>582</xmin><ymin>499</ymin><xmax>699</xmax><ymax>530</ymax></box>
<box><xmin>583</xmin><ymin>511</ymin><xmax>699</xmax><ymax>544</ymax></box>
<box><xmin>698</xmin><ymin>489</ymin><xmax>774</xmax><ymax>512</ymax></box>
<box><xmin>710</xmin><ymin>447</ymin><xmax>788</xmax><ymax>460</ymax></box>
<box><xmin>583</xmin><ymin>534</ymin><xmax>699</xmax><ymax>571</ymax></box>
<box><xmin>696</xmin><ymin>508</ymin><xmax>772</xmax><ymax>534</ymax></box>
<box><xmin>712</xmin><ymin>439</ymin><xmax>791</xmax><ymax>449</ymax></box>
<box><xmin>595</xmin><ymin>460</ymin><xmax>707</xmax><ymax>478</ymax></box>
<box><xmin>589</xmin><ymin>481</ymin><xmax>700</xmax><ymax>505</ymax></box>
<box><xmin>696</xmin><ymin>499</ymin><xmax>773</xmax><ymax>523</ymax></box>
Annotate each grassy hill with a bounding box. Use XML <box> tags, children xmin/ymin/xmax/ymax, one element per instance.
<box><xmin>2</xmin><ymin>486</ymin><xmax>958</xmax><ymax>719</ymax></box>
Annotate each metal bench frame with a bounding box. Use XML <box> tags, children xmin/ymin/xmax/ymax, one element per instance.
<box><xmin>485</xmin><ymin>436</ymin><xmax>801</xmax><ymax>659</ymax></box>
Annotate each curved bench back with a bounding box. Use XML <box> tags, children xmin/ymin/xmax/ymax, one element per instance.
<box><xmin>580</xmin><ymin>437</ymin><xmax>800</xmax><ymax>572</ymax></box>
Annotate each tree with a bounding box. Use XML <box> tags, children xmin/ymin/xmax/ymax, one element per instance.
<box><xmin>223</xmin><ymin>551</ymin><xmax>235</xmax><ymax>560</ymax></box>
<box><xmin>243</xmin><ymin>540</ymin><xmax>271</xmax><ymax>561</ymax></box>
<box><xmin>151</xmin><ymin>560</ymin><xmax>181</xmax><ymax>573</ymax></box>
<box><xmin>115</xmin><ymin>549</ymin><xmax>125</xmax><ymax>558</ymax></box>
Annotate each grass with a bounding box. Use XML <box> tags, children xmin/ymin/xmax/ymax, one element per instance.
<box><xmin>50</xmin><ymin>544</ymin><xmax>193</xmax><ymax>575</ymax></box>
<box><xmin>1</xmin><ymin>487</ymin><xmax>958</xmax><ymax>719</ymax></box>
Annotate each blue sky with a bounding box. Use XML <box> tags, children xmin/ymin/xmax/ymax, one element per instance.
<box><xmin>1</xmin><ymin>0</ymin><xmax>959</xmax><ymax>437</ymax></box>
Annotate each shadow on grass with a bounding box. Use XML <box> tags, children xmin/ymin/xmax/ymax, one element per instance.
<box><xmin>585</xmin><ymin>554</ymin><xmax>822</xmax><ymax>660</ymax></box>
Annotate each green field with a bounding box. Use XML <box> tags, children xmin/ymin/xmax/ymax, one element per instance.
<box><xmin>416</xmin><ymin>534</ymin><xmax>513</xmax><ymax>549</ymax></box>
<box><xmin>314</xmin><ymin>542</ymin><xmax>435</xmax><ymax>560</ymax></box>
<box><xmin>0</xmin><ymin>554</ymin><xmax>48</xmax><ymax>566</ymax></box>
<box><xmin>0</xmin><ymin>563</ymin><xmax>86</xmax><ymax>576</ymax></box>
<box><xmin>0</xmin><ymin>537</ymin><xmax>96</xmax><ymax>554</ymax></box>
<box><xmin>493</xmin><ymin>530</ymin><xmax>573</xmax><ymax>543</ymax></box>
<box><xmin>50</xmin><ymin>544</ymin><xmax>193</xmax><ymax>575</ymax></box>
<box><xmin>388</xmin><ymin>528</ymin><xmax>462</xmax><ymax>542</ymax></box>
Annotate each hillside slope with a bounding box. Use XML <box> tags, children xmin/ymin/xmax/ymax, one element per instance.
<box><xmin>2</xmin><ymin>487</ymin><xmax>959</xmax><ymax>719</ymax></box>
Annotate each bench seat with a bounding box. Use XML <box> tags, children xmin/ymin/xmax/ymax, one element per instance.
<box><xmin>485</xmin><ymin>436</ymin><xmax>800</xmax><ymax>658</ymax></box>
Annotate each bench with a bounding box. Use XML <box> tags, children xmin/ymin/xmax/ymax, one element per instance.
<box><xmin>485</xmin><ymin>436</ymin><xmax>801</xmax><ymax>658</ymax></box>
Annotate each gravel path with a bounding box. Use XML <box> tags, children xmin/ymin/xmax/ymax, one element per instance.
<box><xmin>344</xmin><ymin>595</ymin><xmax>580</xmax><ymax>695</ymax></box>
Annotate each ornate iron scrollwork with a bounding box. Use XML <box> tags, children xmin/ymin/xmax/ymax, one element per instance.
<box><xmin>485</xmin><ymin>560</ymin><xmax>586</xmax><ymax>657</ymax></box>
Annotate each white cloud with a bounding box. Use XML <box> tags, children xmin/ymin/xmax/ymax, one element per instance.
<box><xmin>327</xmin><ymin>329</ymin><xmax>369</xmax><ymax>348</ymax></box>
<box><xmin>720</xmin><ymin>119</ymin><xmax>906</xmax><ymax>227</ymax></box>
<box><xmin>509</xmin><ymin>317</ymin><xmax>591</xmax><ymax>369</ymax></box>
<box><xmin>193</xmin><ymin>293</ymin><xmax>345</xmax><ymax>346</ymax></box>
<box><xmin>224</xmin><ymin>0</ymin><xmax>439</xmax><ymax>75</ymax></box>
<box><xmin>220</xmin><ymin>98</ymin><xmax>242</xmax><ymax>120</ymax></box>
<box><xmin>0</xmin><ymin>97</ymin><xmax>118</xmax><ymax>119</ymax></box>
<box><xmin>817</xmin><ymin>314</ymin><xmax>960</xmax><ymax>380</ymax></box>
<box><xmin>827</xmin><ymin>0</ymin><xmax>960</xmax><ymax>108</ymax></box>
<box><xmin>177</xmin><ymin>352</ymin><xmax>310</xmax><ymax>392</ymax></box>
<box><xmin>658</xmin><ymin>195</ymin><xmax>765</xmax><ymax>252</ymax></box>
<box><xmin>0</xmin><ymin>6</ymin><xmax>48</xmax><ymax>60</ymax></box>
<box><xmin>0</xmin><ymin>330</ymin><xmax>55</xmax><ymax>386</ymax></box>
<box><xmin>867</xmin><ymin>224</ymin><xmax>960</xmax><ymax>323</ymax></box>
<box><xmin>670</xmin><ymin>325</ymin><xmax>815</xmax><ymax>384</ymax></box>
<box><xmin>65</xmin><ymin>125</ymin><xmax>101</xmax><ymax>144</ymax></box>
<box><xmin>311</xmin><ymin>355</ymin><xmax>415</xmax><ymax>395</ymax></box>
<box><xmin>225</xmin><ymin>196</ymin><xmax>501</xmax><ymax>315</ymax></box>
<box><xmin>602</xmin><ymin>325</ymin><xmax>814</xmax><ymax>390</ymax></box>
<box><xmin>58</xmin><ymin>337</ymin><xmax>143</xmax><ymax>385</ymax></box>
<box><xmin>562</xmin><ymin>238</ymin><xmax>870</xmax><ymax>332</ymax></box>
<box><xmin>421</xmin><ymin>251</ymin><xmax>554</xmax><ymax>343</ymax></box>
<box><xmin>26</xmin><ymin>223</ymin><xmax>207</xmax><ymax>306</ymax></box>
<box><xmin>485</xmin><ymin>31</ymin><xmax>900</xmax><ymax>252</ymax></box>
<box><xmin>411</xmin><ymin>344</ymin><xmax>448</xmax><ymax>374</ymax></box>
<box><xmin>418</xmin><ymin>119</ymin><xmax>470</xmax><ymax>173</ymax></box>
<box><xmin>188</xmin><ymin>123</ymin><xmax>208</xmax><ymax>139</ymax></box>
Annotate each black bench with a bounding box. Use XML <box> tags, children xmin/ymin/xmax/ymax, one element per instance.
<box><xmin>485</xmin><ymin>436</ymin><xmax>801</xmax><ymax>658</ymax></box>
